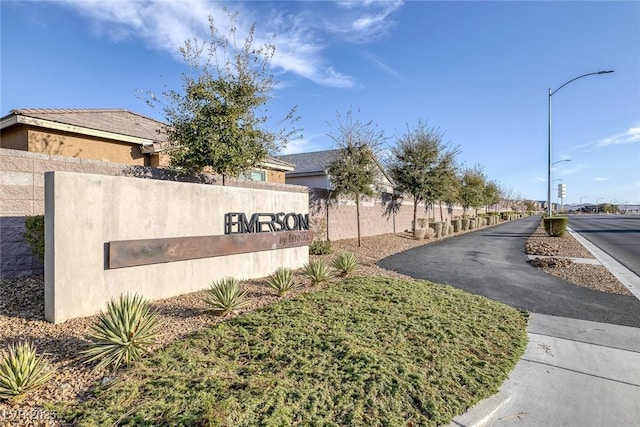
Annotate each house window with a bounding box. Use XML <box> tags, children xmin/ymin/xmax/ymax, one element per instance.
<box><xmin>242</xmin><ymin>170</ymin><xmax>266</xmax><ymax>182</ymax></box>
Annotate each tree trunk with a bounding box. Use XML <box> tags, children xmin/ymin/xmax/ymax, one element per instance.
<box><xmin>413</xmin><ymin>196</ymin><xmax>418</xmax><ymax>237</ymax></box>
<box><xmin>356</xmin><ymin>193</ymin><xmax>362</xmax><ymax>247</ymax></box>
<box><xmin>439</xmin><ymin>201</ymin><xmax>444</xmax><ymax>222</ymax></box>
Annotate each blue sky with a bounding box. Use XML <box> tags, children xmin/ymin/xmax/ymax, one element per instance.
<box><xmin>2</xmin><ymin>1</ymin><xmax>639</xmax><ymax>206</ymax></box>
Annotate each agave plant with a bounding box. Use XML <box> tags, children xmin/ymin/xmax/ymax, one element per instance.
<box><xmin>266</xmin><ymin>267</ymin><xmax>299</xmax><ymax>297</ymax></box>
<box><xmin>333</xmin><ymin>252</ymin><xmax>358</xmax><ymax>277</ymax></box>
<box><xmin>301</xmin><ymin>260</ymin><xmax>331</xmax><ymax>286</ymax></box>
<box><xmin>0</xmin><ymin>341</ymin><xmax>53</xmax><ymax>401</ymax></box>
<box><xmin>83</xmin><ymin>293</ymin><xmax>160</xmax><ymax>372</ymax></box>
<box><xmin>203</xmin><ymin>277</ymin><xmax>251</xmax><ymax>315</ymax></box>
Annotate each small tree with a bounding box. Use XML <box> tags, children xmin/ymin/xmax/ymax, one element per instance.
<box><xmin>387</xmin><ymin>120</ymin><xmax>459</xmax><ymax>235</ymax></box>
<box><xmin>459</xmin><ymin>164</ymin><xmax>487</xmax><ymax>216</ymax></box>
<box><xmin>327</xmin><ymin>109</ymin><xmax>386</xmax><ymax>247</ymax></box>
<box><xmin>441</xmin><ymin>168</ymin><xmax>461</xmax><ymax>220</ymax></box>
<box><xmin>524</xmin><ymin>200</ymin><xmax>537</xmax><ymax>212</ymax></box>
<box><xmin>483</xmin><ymin>180</ymin><xmax>501</xmax><ymax>213</ymax></box>
<box><xmin>149</xmin><ymin>11</ymin><xmax>300</xmax><ymax>182</ymax></box>
<box><xmin>433</xmin><ymin>151</ymin><xmax>461</xmax><ymax>222</ymax></box>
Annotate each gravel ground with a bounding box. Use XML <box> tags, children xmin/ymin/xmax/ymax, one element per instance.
<box><xmin>0</xmin><ymin>217</ymin><xmax>632</xmax><ymax>425</ymax></box>
<box><xmin>524</xmin><ymin>222</ymin><xmax>631</xmax><ymax>296</ymax></box>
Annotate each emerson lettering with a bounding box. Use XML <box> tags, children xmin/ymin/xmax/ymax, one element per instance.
<box><xmin>225</xmin><ymin>212</ymin><xmax>310</xmax><ymax>234</ymax></box>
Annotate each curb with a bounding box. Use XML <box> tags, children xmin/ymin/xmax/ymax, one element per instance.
<box><xmin>525</xmin><ymin>254</ymin><xmax>601</xmax><ymax>265</ymax></box>
<box><xmin>567</xmin><ymin>227</ymin><xmax>640</xmax><ymax>302</ymax></box>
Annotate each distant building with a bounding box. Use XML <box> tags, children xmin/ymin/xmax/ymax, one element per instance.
<box><xmin>277</xmin><ymin>149</ymin><xmax>394</xmax><ymax>192</ymax></box>
<box><xmin>0</xmin><ymin>108</ymin><xmax>294</xmax><ymax>183</ymax></box>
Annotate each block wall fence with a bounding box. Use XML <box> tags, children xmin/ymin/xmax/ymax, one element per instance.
<box><xmin>2</xmin><ymin>147</ymin><xmax>469</xmax><ymax>279</ymax></box>
<box><xmin>0</xmin><ymin>148</ymin><xmax>302</xmax><ymax>278</ymax></box>
<box><xmin>309</xmin><ymin>189</ymin><xmax>467</xmax><ymax>241</ymax></box>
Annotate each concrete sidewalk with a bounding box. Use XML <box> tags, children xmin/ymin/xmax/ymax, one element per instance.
<box><xmin>447</xmin><ymin>313</ymin><xmax>640</xmax><ymax>426</ymax></box>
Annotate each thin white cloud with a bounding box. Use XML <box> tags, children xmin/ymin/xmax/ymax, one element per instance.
<box><xmin>554</xmin><ymin>163</ymin><xmax>586</xmax><ymax>176</ymax></box>
<box><xmin>279</xmin><ymin>133</ymin><xmax>327</xmax><ymax>155</ymax></box>
<box><xmin>360</xmin><ymin>51</ymin><xmax>401</xmax><ymax>79</ymax></box>
<box><xmin>594</xmin><ymin>177</ymin><xmax>609</xmax><ymax>182</ymax></box>
<box><xmin>575</xmin><ymin>123</ymin><xmax>640</xmax><ymax>151</ymax></box>
<box><xmin>596</xmin><ymin>125</ymin><xmax>640</xmax><ymax>148</ymax></box>
<box><xmin>328</xmin><ymin>0</ymin><xmax>403</xmax><ymax>42</ymax></box>
<box><xmin>59</xmin><ymin>0</ymin><xmax>221</xmax><ymax>57</ymax></box>
<box><xmin>57</xmin><ymin>0</ymin><xmax>402</xmax><ymax>88</ymax></box>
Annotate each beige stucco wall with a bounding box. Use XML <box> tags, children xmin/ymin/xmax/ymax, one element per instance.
<box><xmin>149</xmin><ymin>152</ymin><xmax>171</xmax><ymax>168</ymax></box>
<box><xmin>28</xmin><ymin>128</ymin><xmax>147</xmax><ymax>165</ymax></box>
<box><xmin>45</xmin><ymin>171</ymin><xmax>309</xmax><ymax>323</ymax></box>
<box><xmin>267</xmin><ymin>169</ymin><xmax>286</xmax><ymax>184</ymax></box>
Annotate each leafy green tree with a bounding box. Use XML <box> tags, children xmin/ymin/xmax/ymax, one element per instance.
<box><xmin>387</xmin><ymin>121</ymin><xmax>460</xmax><ymax>234</ymax></box>
<box><xmin>327</xmin><ymin>109</ymin><xmax>386</xmax><ymax>247</ymax></box>
<box><xmin>483</xmin><ymin>180</ymin><xmax>501</xmax><ymax>213</ymax></box>
<box><xmin>440</xmin><ymin>168</ymin><xmax>461</xmax><ymax>220</ymax></box>
<box><xmin>459</xmin><ymin>164</ymin><xmax>487</xmax><ymax>216</ymax></box>
<box><xmin>524</xmin><ymin>200</ymin><xmax>537</xmax><ymax>212</ymax></box>
<box><xmin>434</xmin><ymin>151</ymin><xmax>461</xmax><ymax>221</ymax></box>
<box><xmin>150</xmin><ymin>11</ymin><xmax>300</xmax><ymax>182</ymax></box>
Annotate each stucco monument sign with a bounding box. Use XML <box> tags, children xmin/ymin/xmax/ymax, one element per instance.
<box><xmin>45</xmin><ymin>171</ymin><xmax>310</xmax><ymax>323</ymax></box>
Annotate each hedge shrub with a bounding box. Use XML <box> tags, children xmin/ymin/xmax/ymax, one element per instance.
<box><xmin>23</xmin><ymin>215</ymin><xmax>45</xmax><ymax>264</ymax></box>
<box><xmin>543</xmin><ymin>216</ymin><xmax>568</xmax><ymax>237</ymax></box>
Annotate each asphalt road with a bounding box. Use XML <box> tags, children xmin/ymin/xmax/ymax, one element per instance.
<box><xmin>378</xmin><ymin>216</ymin><xmax>640</xmax><ymax>327</ymax></box>
<box><xmin>567</xmin><ymin>214</ymin><xmax>640</xmax><ymax>277</ymax></box>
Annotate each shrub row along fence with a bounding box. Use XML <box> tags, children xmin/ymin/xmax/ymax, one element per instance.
<box><xmin>1</xmin><ymin>148</ymin><xmax>533</xmax><ymax>279</ymax></box>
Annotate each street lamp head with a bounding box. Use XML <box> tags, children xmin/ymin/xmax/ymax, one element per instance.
<box><xmin>546</xmin><ymin>70</ymin><xmax>613</xmax><ymax>217</ymax></box>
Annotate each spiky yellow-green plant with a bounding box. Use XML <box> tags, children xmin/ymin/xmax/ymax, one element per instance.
<box><xmin>266</xmin><ymin>267</ymin><xmax>299</xmax><ymax>297</ymax></box>
<box><xmin>302</xmin><ymin>260</ymin><xmax>331</xmax><ymax>286</ymax></box>
<box><xmin>83</xmin><ymin>293</ymin><xmax>160</xmax><ymax>372</ymax></box>
<box><xmin>333</xmin><ymin>252</ymin><xmax>359</xmax><ymax>277</ymax></box>
<box><xmin>0</xmin><ymin>341</ymin><xmax>53</xmax><ymax>401</ymax></box>
<box><xmin>204</xmin><ymin>277</ymin><xmax>251</xmax><ymax>315</ymax></box>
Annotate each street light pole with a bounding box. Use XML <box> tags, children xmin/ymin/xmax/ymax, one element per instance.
<box><xmin>547</xmin><ymin>70</ymin><xmax>614</xmax><ymax>217</ymax></box>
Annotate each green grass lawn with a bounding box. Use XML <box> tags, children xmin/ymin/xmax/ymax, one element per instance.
<box><xmin>60</xmin><ymin>277</ymin><xmax>528</xmax><ymax>426</ymax></box>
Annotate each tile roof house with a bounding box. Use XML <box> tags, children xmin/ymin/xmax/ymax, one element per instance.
<box><xmin>0</xmin><ymin>108</ymin><xmax>294</xmax><ymax>183</ymax></box>
<box><xmin>276</xmin><ymin>149</ymin><xmax>394</xmax><ymax>192</ymax></box>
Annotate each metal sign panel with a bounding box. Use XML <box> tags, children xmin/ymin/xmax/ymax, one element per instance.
<box><xmin>108</xmin><ymin>230</ymin><xmax>313</xmax><ymax>269</ymax></box>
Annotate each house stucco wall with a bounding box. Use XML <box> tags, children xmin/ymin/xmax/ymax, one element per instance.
<box><xmin>27</xmin><ymin>128</ymin><xmax>148</xmax><ymax>165</ymax></box>
<box><xmin>267</xmin><ymin>169</ymin><xmax>286</xmax><ymax>184</ymax></box>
